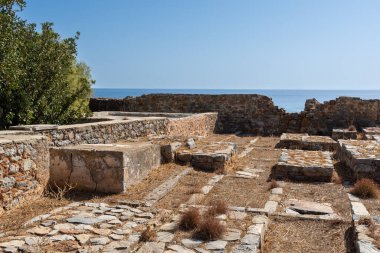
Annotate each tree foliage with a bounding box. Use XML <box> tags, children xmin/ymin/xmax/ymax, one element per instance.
<box><xmin>0</xmin><ymin>0</ymin><xmax>94</xmax><ymax>129</ymax></box>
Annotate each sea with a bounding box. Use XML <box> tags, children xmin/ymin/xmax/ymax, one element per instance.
<box><xmin>92</xmin><ymin>89</ymin><xmax>380</xmax><ymax>113</ymax></box>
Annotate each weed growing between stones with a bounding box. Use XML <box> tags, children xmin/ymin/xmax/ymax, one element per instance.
<box><xmin>179</xmin><ymin>208</ymin><xmax>202</xmax><ymax>231</ymax></box>
<box><xmin>140</xmin><ymin>226</ymin><xmax>157</xmax><ymax>242</ymax></box>
<box><xmin>331</xmin><ymin>170</ymin><xmax>342</xmax><ymax>184</ymax></box>
<box><xmin>44</xmin><ymin>182</ymin><xmax>75</xmax><ymax>200</ymax></box>
<box><xmin>205</xmin><ymin>200</ymin><xmax>228</xmax><ymax>217</ymax></box>
<box><xmin>193</xmin><ymin>215</ymin><xmax>226</xmax><ymax>240</ymax></box>
<box><xmin>350</xmin><ymin>179</ymin><xmax>378</xmax><ymax>199</ymax></box>
<box><xmin>268</xmin><ymin>179</ymin><xmax>279</xmax><ymax>190</ymax></box>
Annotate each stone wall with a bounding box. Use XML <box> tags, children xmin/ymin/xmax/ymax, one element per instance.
<box><xmin>166</xmin><ymin>113</ymin><xmax>217</xmax><ymax>137</ymax></box>
<box><xmin>0</xmin><ymin>135</ymin><xmax>49</xmax><ymax>214</ymax></box>
<box><xmin>90</xmin><ymin>95</ymin><xmax>380</xmax><ymax>135</ymax></box>
<box><xmin>90</xmin><ymin>94</ymin><xmax>286</xmax><ymax>135</ymax></box>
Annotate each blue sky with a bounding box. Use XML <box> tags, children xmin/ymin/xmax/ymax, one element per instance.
<box><xmin>20</xmin><ymin>0</ymin><xmax>380</xmax><ymax>89</ymax></box>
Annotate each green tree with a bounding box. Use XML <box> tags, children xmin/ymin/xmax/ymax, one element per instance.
<box><xmin>0</xmin><ymin>0</ymin><xmax>94</xmax><ymax>129</ymax></box>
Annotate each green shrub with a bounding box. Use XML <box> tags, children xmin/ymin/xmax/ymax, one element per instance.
<box><xmin>0</xmin><ymin>0</ymin><xmax>94</xmax><ymax>129</ymax></box>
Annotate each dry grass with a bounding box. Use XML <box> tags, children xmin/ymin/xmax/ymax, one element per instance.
<box><xmin>193</xmin><ymin>215</ymin><xmax>226</xmax><ymax>241</ymax></box>
<box><xmin>268</xmin><ymin>179</ymin><xmax>280</xmax><ymax>190</ymax></box>
<box><xmin>205</xmin><ymin>200</ymin><xmax>228</xmax><ymax>217</ymax></box>
<box><xmin>331</xmin><ymin>170</ymin><xmax>342</xmax><ymax>184</ymax></box>
<box><xmin>358</xmin><ymin>217</ymin><xmax>380</xmax><ymax>249</ymax></box>
<box><xmin>264</xmin><ymin>216</ymin><xmax>353</xmax><ymax>253</ymax></box>
<box><xmin>350</xmin><ymin>179</ymin><xmax>379</xmax><ymax>199</ymax></box>
<box><xmin>178</xmin><ymin>208</ymin><xmax>202</xmax><ymax>231</ymax></box>
<box><xmin>140</xmin><ymin>226</ymin><xmax>157</xmax><ymax>242</ymax></box>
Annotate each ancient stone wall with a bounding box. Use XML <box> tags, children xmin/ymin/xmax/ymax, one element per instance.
<box><xmin>90</xmin><ymin>94</ymin><xmax>286</xmax><ymax>135</ymax></box>
<box><xmin>0</xmin><ymin>135</ymin><xmax>49</xmax><ymax>214</ymax></box>
<box><xmin>90</xmin><ymin>95</ymin><xmax>380</xmax><ymax>135</ymax></box>
<box><xmin>166</xmin><ymin>113</ymin><xmax>217</xmax><ymax>137</ymax></box>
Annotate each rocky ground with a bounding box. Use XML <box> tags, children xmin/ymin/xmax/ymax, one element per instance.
<box><xmin>0</xmin><ymin>134</ymin><xmax>378</xmax><ymax>252</ymax></box>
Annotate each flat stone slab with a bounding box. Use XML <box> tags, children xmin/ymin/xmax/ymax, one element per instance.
<box><xmin>285</xmin><ymin>199</ymin><xmax>334</xmax><ymax>215</ymax></box>
<box><xmin>276</xmin><ymin>133</ymin><xmax>337</xmax><ymax>151</ymax></box>
<box><xmin>338</xmin><ymin>140</ymin><xmax>380</xmax><ymax>181</ymax></box>
<box><xmin>273</xmin><ymin>149</ymin><xmax>334</xmax><ymax>182</ymax></box>
<box><xmin>176</xmin><ymin>142</ymin><xmax>237</xmax><ymax>171</ymax></box>
<box><xmin>49</xmin><ymin>143</ymin><xmax>161</xmax><ymax>193</ymax></box>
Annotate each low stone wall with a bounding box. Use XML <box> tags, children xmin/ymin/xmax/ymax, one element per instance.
<box><xmin>166</xmin><ymin>113</ymin><xmax>217</xmax><ymax>137</ymax></box>
<box><xmin>90</xmin><ymin>95</ymin><xmax>380</xmax><ymax>135</ymax></box>
<box><xmin>0</xmin><ymin>135</ymin><xmax>49</xmax><ymax>214</ymax></box>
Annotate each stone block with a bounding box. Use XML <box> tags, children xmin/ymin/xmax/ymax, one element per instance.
<box><xmin>49</xmin><ymin>143</ymin><xmax>160</xmax><ymax>193</ymax></box>
<box><xmin>273</xmin><ymin>150</ymin><xmax>334</xmax><ymax>182</ymax></box>
<box><xmin>276</xmin><ymin>133</ymin><xmax>337</xmax><ymax>151</ymax></box>
<box><xmin>338</xmin><ymin>140</ymin><xmax>380</xmax><ymax>181</ymax></box>
<box><xmin>176</xmin><ymin>142</ymin><xmax>236</xmax><ymax>171</ymax></box>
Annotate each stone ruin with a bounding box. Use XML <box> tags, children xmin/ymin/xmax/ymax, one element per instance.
<box><xmin>1</xmin><ymin>95</ymin><xmax>380</xmax><ymax>253</ymax></box>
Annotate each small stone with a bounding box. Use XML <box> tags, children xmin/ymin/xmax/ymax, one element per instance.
<box><xmin>114</xmin><ymin>229</ymin><xmax>132</xmax><ymax>235</ymax></box>
<box><xmin>228</xmin><ymin>211</ymin><xmax>247</xmax><ymax>220</ymax></box>
<box><xmin>222</xmin><ymin>228</ymin><xmax>241</xmax><ymax>241</ymax></box>
<box><xmin>53</xmin><ymin>223</ymin><xmax>75</xmax><ymax>231</ymax></box>
<box><xmin>66</xmin><ymin>216</ymin><xmax>101</xmax><ymax>225</ymax></box>
<box><xmin>204</xmin><ymin>240</ymin><xmax>227</xmax><ymax>250</ymax></box>
<box><xmin>27</xmin><ymin>226</ymin><xmax>51</xmax><ymax>236</ymax></box>
<box><xmin>186</xmin><ymin>138</ymin><xmax>196</xmax><ymax>149</ymax></box>
<box><xmin>160</xmin><ymin>222</ymin><xmax>177</xmax><ymax>232</ymax></box>
<box><xmin>99</xmin><ymin>223</ymin><xmax>115</xmax><ymax>229</ymax></box>
<box><xmin>137</xmin><ymin>242</ymin><xmax>165</xmax><ymax>253</ymax></box>
<box><xmin>271</xmin><ymin>188</ymin><xmax>283</xmax><ymax>195</ymax></box>
<box><xmin>92</xmin><ymin>228</ymin><xmax>112</xmax><ymax>236</ymax></box>
<box><xmin>90</xmin><ymin>237</ymin><xmax>110</xmax><ymax>245</ymax></box>
<box><xmin>135</xmin><ymin>212</ymin><xmax>154</xmax><ymax>219</ymax></box>
<box><xmin>241</xmin><ymin>234</ymin><xmax>260</xmax><ymax>246</ymax></box>
<box><xmin>194</xmin><ymin>248</ymin><xmax>210</xmax><ymax>253</ymax></box>
<box><xmin>75</xmin><ymin>234</ymin><xmax>91</xmax><ymax>245</ymax></box>
<box><xmin>168</xmin><ymin>244</ymin><xmax>195</xmax><ymax>253</ymax></box>
<box><xmin>181</xmin><ymin>239</ymin><xmax>203</xmax><ymax>248</ymax></box>
<box><xmin>24</xmin><ymin>236</ymin><xmax>43</xmax><ymax>246</ymax></box>
<box><xmin>247</xmin><ymin>224</ymin><xmax>265</xmax><ymax>235</ymax></box>
<box><xmin>156</xmin><ymin>232</ymin><xmax>174</xmax><ymax>243</ymax></box>
<box><xmin>40</xmin><ymin>220</ymin><xmax>57</xmax><ymax>227</ymax></box>
<box><xmin>108</xmin><ymin>219</ymin><xmax>122</xmax><ymax>225</ymax></box>
<box><xmin>264</xmin><ymin>201</ymin><xmax>278</xmax><ymax>214</ymax></box>
<box><xmin>50</xmin><ymin>234</ymin><xmax>75</xmax><ymax>242</ymax></box>
<box><xmin>230</xmin><ymin>244</ymin><xmax>257</xmax><ymax>253</ymax></box>
<box><xmin>97</xmin><ymin>215</ymin><xmax>117</xmax><ymax>221</ymax></box>
<box><xmin>109</xmin><ymin>234</ymin><xmax>124</xmax><ymax>240</ymax></box>
<box><xmin>123</xmin><ymin>221</ymin><xmax>138</xmax><ymax>229</ymax></box>
<box><xmin>0</xmin><ymin>240</ymin><xmax>25</xmax><ymax>248</ymax></box>
<box><xmin>103</xmin><ymin>241</ymin><xmax>131</xmax><ymax>251</ymax></box>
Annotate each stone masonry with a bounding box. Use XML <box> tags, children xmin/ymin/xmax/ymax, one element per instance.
<box><xmin>0</xmin><ymin>135</ymin><xmax>49</xmax><ymax>214</ymax></box>
<box><xmin>276</xmin><ymin>133</ymin><xmax>338</xmax><ymax>151</ymax></box>
<box><xmin>272</xmin><ymin>149</ymin><xmax>334</xmax><ymax>181</ymax></box>
<box><xmin>49</xmin><ymin>143</ymin><xmax>161</xmax><ymax>193</ymax></box>
<box><xmin>338</xmin><ymin>140</ymin><xmax>380</xmax><ymax>181</ymax></box>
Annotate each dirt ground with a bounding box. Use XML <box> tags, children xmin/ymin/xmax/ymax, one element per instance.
<box><xmin>280</xmin><ymin>182</ymin><xmax>352</xmax><ymax>220</ymax></box>
<box><xmin>264</xmin><ymin>216</ymin><xmax>355</xmax><ymax>253</ymax></box>
<box><xmin>155</xmin><ymin>169</ymin><xmax>215</xmax><ymax>210</ymax></box>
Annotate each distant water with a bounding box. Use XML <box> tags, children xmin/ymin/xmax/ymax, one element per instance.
<box><xmin>92</xmin><ymin>89</ymin><xmax>380</xmax><ymax>113</ymax></box>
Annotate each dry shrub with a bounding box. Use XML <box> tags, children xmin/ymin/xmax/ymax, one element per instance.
<box><xmin>44</xmin><ymin>182</ymin><xmax>75</xmax><ymax>200</ymax></box>
<box><xmin>193</xmin><ymin>215</ymin><xmax>226</xmax><ymax>240</ymax></box>
<box><xmin>348</xmin><ymin>125</ymin><xmax>356</xmax><ymax>131</ymax></box>
<box><xmin>206</xmin><ymin>200</ymin><xmax>228</xmax><ymax>217</ymax></box>
<box><xmin>350</xmin><ymin>179</ymin><xmax>379</xmax><ymax>199</ymax></box>
<box><xmin>178</xmin><ymin>208</ymin><xmax>201</xmax><ymax>231</ymax></box>
<box><xmin>186</xmin><ymin>187</ymin><xmax>201</xmax><ymax>195</ymax></box>
<box><xmin>358</xmin><ymin>217</ymin><xmax>373</xmax><ymax>227</ymax></box>
<box><xmin>268</xmin><ymin>179</ymin><xmax>279</xmax><ymax>190</ymax></box>
<box><xmin>140</xmin><ymin>226</ymin><xmax>156</xmax><ymax>242</ymax></box>
<box><xmin>331</xmin><ymin>171</ymin><xmax>342</xmax><ymax>184</ymax></box>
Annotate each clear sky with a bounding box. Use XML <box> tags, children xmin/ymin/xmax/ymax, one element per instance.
<box><xmin>20</xmin><ymin>0</ymin><xmax>380</xmax><ymax>89</ymax></box>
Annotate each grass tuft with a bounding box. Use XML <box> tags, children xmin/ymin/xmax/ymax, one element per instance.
<box><xmin>348</xmin><ymin>125</ymin><xmax>356</xmax><ymax>131</ymax></box>
<box><xmin>268</xmin><ymin>179</ymin><xmax>279</xmax><ymax>190</ymax></box>
<box><xmin>350</xmin><ymin>178</ymin><xmax>378</xmax><ymax>199</ymax></box>
<box><xmin>193</xmin><ymin>215</ymin><xmax>226</xmax><ymax>240</ymax></box>
<box><xmin>140</xmin><ymin>226</ymin><xmax>156</xmax><ymax>242</ymax></box>
<box><xmin>331</xmin><ymin>171</ymin><xmax>342</xmax><ymax>184</ymax></box>
<box><xmin>178</xmin><ymin>208</ymin><xmax>202</xmax><ymax>231</ymax></box>
<box><xmin>206</xmin><ymin>200</ymin><xmax>228</xmax><ymax>217</ymax></box>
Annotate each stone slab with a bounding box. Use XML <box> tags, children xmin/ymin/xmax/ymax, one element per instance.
<box><xmin>276</xmin><ymin>133</ymin><xmax>337</xmax><ymax>151</ymax></box>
